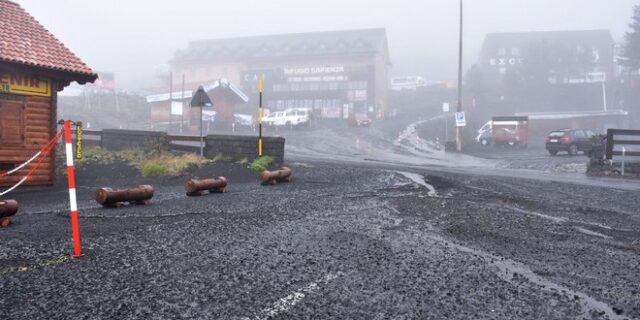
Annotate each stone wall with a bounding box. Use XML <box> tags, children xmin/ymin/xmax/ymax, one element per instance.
<box><xmin>101</xmin><ymin>130</ymin><xmax>169</xmax><ymax>153</ymax></box>
<box><xmin>204</xmin><ymin>135</ymin><xmax>285</xmax><ymax>164</ymax></box>
<box><xmin>587</xmin><ymin>135</ymin><xmax>640</xmax><ymax>178</ymax></box>
<box><xmin>93</xmin><ymin>130</ymin><xmax>285</xmax><ymax>164</ymax></box>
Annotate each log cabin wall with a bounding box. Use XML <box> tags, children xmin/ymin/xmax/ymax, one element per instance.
<box><xmin>0</xmin><ymin>0</ymin><xmax>97</xmax><ymax>188</ymax></box>
<box><xmin>0</xmin><ymin>91</ymin><xmax>56</xmax><ymax>186</ymax></box>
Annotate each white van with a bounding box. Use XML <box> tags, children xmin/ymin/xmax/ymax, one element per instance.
<box><xmin>264</xmin><ymin>108</ymin><xmax>311</xmax><ymax>127</ymax></box>
<box><xmin>390</xmin><ymin>76</ymin><xmax>427</xmax><ymax>91</ymax></box>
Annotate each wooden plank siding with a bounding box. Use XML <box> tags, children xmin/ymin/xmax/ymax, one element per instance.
<box><xmin>0</xmin><ymin>94</ymin><xmax>55</xmax><ymax>186</ymax></box>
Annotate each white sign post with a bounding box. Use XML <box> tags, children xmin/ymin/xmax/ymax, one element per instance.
<box><xmin>455</xmin><ymin>111</ymin><xmax>466</xmax><ymax>127</ymax></box>
<box><xmin>442</xmin><ymin>103</ymin><xmax>450</xmax><ymax>141</ymax></box>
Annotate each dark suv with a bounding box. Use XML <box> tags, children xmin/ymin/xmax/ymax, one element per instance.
<box><xmin>545</xmin><ymin>129</ymin><xmax>595</xmax><ymax>156</ymax></box>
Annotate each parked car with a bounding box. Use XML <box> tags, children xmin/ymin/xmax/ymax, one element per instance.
<box><xmin>390</xmin><ymin>76</ymin><xmax>426</xmax><ymax>91</ymax></box>
<box><xmin>233</xmin><ymin>113</ymin><xmax>254</xmax><ymax>130</ymax></box>
<box><xmin>349</xmin><ymin>113</ymin><xmax>372</xmax><ymax>127</ymax></box>
<box><xmin>475</xmin><ymin>117</ymin><xmax>529</xmax><ymax>147</ymax></box>
<box><xmin>545</xmin><ymin>129</ymin><xmax>596</xmax><ymax>156</ymax></box>
<box><xmin>263</xmin><ymin>108</ymin><xmax>311</xmax><ymax>127</ymax></box>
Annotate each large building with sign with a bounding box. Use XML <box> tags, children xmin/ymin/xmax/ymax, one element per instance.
<box><xmin>0</xmin><ymin>0</ymin><xmax>97</xmax><ymax>186</ymax></box>
<box><xmin>474</xmin><ymin>30</ymin><xmax>615</xmax><ymax>115</ymax></box>
<box><xmin>478</xmin><ymin>30</ymin><xmax>614</xmax><ymax>85</ymax></box>
<box><xmin>168</xmin><ymin>28</ymin><xmax>391</xmax><ymax>120</ymax></box>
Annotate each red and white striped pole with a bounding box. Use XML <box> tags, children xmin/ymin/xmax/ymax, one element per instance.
<box><xmin>64</xmin><ymin>120</ymin><xmax>82</xmax><ymax>257</ymax></box>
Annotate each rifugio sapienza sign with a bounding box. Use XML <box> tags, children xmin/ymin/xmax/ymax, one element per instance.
<box><xmin>0</xmin><ymin>71</ymin><xmax>52</xmax><ymax>97</ymax></box>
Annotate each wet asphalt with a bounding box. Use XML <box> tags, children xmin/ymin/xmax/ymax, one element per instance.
<box><xmin>1</xmin><ymin>121</ymin><xmax>640</xmax><ymax>319</ymax></box>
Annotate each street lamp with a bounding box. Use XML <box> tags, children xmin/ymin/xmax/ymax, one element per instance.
<box><xmin>456</xmin><ymin>0</ymin><xmax>464</xmax><ymax>151</ymax></box>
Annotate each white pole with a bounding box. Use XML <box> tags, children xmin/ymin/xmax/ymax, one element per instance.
<box><xmin>621</xmin><ymin>147</ymin><xmax>626</xmax><ymax>176</ymax></box>
<box><xmin>445</xmin><ymin>114</ymin><xmax>449</xmax><ymax>141</ymax></box>
<box><xmin>200</xmin><ymin>106</ymin><xmax>204</xmax><ymax>157</ymax></box>
<box><xmin>602</xmin><ymin>72</ymin><xmax>607</xmax><ymax>112</ymax></box>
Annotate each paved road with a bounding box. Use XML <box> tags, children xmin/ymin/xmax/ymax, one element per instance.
<box><xmin>1</xmin><ymin>121</ymin><xmax>639</xmax><ymax>319</ymax></box>
<box><xmin>2</xmin><ymin>161</ymin><xmax>639</xmax><ymax>319</ymax></box>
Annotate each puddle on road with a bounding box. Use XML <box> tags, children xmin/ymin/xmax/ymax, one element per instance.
<box><xmin>396</xmin><ymin>171</ymin><xmax>438</xmax><ymax>197</ymax></box>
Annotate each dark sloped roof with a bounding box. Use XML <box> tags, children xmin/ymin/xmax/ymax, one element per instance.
<box><xmin>172</xmin><ymin>28</ymin><xmax>389</xmax><ymax>64</ymax></box>
<box><xmin>0</xmin><ymin>0</ymin><xmax>97</xmax><ymax>83</ymax></box>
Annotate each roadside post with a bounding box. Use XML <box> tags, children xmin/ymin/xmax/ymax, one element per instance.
<box><xmin>190</xmin><ymin>86</ymin><xmax>213</xmax><ymax>157</ymax></box>
<box><xmin>455</xmin><ymin>111</ymin><xmax>466</xmax><ymax>145</ymax></box>
<box><xmin>258</xmin><ymin>75</ymin><xmax>264</xmax><ymax>157</ymax></box>
<box><xmin>622</xmin><ymin>147</ymin><xmax>626</xmax><ymax>176</ymax></box>
<box><xmin>75</xmin><ymin>122</ymin><xmax>83</xmax><ymax>160</ymax></box>
<box><xmin>442</xmin><ymin>102</ymin><xmax>450</xmax><ymax>141</ymax></box>
<box><xmin>62</xmin><ymin>120</ymin><xmax>83</xmax><ymax>257</ymax></box>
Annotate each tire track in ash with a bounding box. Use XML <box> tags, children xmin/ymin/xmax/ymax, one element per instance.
<box><xmin>381</xmin><ymin>171</ymin><xmax>626</xmax><ymax>319</ymax></box>
<box><xmin>240</xmin><ymin>272</ymin><xmax>343</xmax><ymax>320</ymax></box>
<box><xmin>419</xmin><ymin>231</ymin><xmax>625</xmax><ymax>320</ymax></box>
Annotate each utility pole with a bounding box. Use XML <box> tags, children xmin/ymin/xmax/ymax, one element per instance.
<box><xmin>602</xmin><ymin>72</ymin><xmax>608</xmax><ymax>112</ymax></box>
<box><xmin>456</xmin><ymin>0</ymin><xmax>464</xmax><ymax>152</ymax></box>
<box><xmin>181</xmin><ymin>73</ymin><xmax>185</xmax><ymax>132</ymax></box>
<box><xmin>169</xmin><ymin>72</ymin><xmax>173</xmax><ymax>132</ymax></box>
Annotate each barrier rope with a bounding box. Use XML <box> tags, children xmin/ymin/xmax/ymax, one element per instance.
<box><xmin>0</xmin><ymin>130</ymin><xmax>63</xmax><ymax>196</ymax></box>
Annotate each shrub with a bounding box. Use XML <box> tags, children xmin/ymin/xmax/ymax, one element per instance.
<box><xmin>76</xmin><ymin>147</ymin><xmax>209</xmax><ymax>177</ymax></box>
<box><xmin>249</xmin><ymin>155</ymin><xmax>274</xmax><ymax>173</ymax></box>
<box><xmin>141</xmin><ymin>162</ymin><xmax>167</xmax><ymax>178</ymax></box>
<box><xmin>212</xmin><ymin>153</ymin><xmax>233</xmax><ymax>162</ymax></box>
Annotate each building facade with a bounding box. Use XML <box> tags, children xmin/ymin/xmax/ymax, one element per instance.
<box><xmin>0</xmin><ymin>0</ymin><xmax>96</xmax><ymax>186</ymax></box>
<box><xmin>145</xmin><ymin>79</ymin><xmax>249</xmax><ymax>132</ymax></box>
<box><xmin>169</xmin><ymin>28</ymin><xmax>391</xmax><ymax>120</ymax></box>
<box><xmin>474</xmin><ymin>30</ymin><xmax>616</xmax><ymax>115</ymax></box>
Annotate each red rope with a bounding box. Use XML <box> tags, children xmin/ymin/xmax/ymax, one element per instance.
<box><xmin>0</xmin><ymin>130</ymin><xmax>63</xmax><ymax>178</ymax></box>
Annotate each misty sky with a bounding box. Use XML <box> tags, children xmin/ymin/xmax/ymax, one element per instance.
<box><xmin>13</xmin><ymin>0</ymin><xmax>638</xmax><ymax>90</ymax></box>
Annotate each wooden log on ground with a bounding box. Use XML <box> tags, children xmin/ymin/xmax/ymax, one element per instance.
<box><xmin>0</xmin><ymin>199</ymin><xmax>18</xmax><ymax>218</ymax></box>
<box><xmin>185</xmin><ymin>176</ymin><xmax>228</xmax><ymax>196</ymax></box>
<box><xmin>259</xmin><ymin>167</ymin><xmax>292</xmax><ymax>185</ymax></box>
<box><xmin>95</xmin><ymin>185</ymin><xmax>154</xmax><ymax>207</ymax></box>
<box><xmin>0</xmin><ymin>199</ymin><xmax>18</xmax><ymax>227</ymax></box>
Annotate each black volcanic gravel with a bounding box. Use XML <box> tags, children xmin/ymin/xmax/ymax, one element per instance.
<box><xmin>1</xmin><ymin>160</ymin><xmax>639</xmax><ymax>319</ymax></box>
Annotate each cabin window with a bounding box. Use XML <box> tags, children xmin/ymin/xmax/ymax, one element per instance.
<box><xmin>0</xmin><ymin>100</ymin><xmax>25</xmax><ymax>146</ymax></box>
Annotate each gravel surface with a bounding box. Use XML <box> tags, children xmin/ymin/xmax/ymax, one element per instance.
<box><xmin>2</xmin><ymin>157</ymin><xmax>639</xmax><ymax>319</ymax></box>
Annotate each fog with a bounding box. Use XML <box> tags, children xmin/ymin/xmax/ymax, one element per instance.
<box><xmin>13</xmin><ymin>0</ymin><xmax>637</xmax><ymax>90</ymax></box>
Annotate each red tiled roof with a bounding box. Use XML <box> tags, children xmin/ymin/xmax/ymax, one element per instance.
<box><xmin>0</xmin><ymin>0</ymin><xmax>97</xmax><ymax>82</ymax></box>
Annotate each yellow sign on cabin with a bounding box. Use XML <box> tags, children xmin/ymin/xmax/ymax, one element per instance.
<box><xmin>0</xmin><ymin>71</ymin><xmax>52</xmax><ymax>97</ymax></box>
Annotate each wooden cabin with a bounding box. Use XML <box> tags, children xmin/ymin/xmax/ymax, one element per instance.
<box><xmin>0</xmin><ymin>0</ymin><xmax>97</xmax><ymax>187</ymax></box>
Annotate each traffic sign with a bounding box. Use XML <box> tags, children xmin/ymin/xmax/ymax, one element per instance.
<box><xmin>442</xmin><ymin>102</ymin><xmax>450</xmax><ymax>113</ymax></box>
<box><xmin>455</xmin><ymin>112</ymin><xmax>466</xmax><ymax>127</ymax></box>
<box><xmin>190</xmin><ymin>86</ymin><xmax>213</xmax><ymax>107</ymax></box>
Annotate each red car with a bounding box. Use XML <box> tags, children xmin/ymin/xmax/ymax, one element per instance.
<box><xmin>349</xmin><ymin>114</ymin><xmax>372</xmax><ymax>127</ymax></box>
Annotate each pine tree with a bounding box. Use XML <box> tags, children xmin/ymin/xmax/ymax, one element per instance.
<box><xmin>625</xmin><ymin>4</ymin><xmax>640</xmax><ymax>70</ymax></box>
